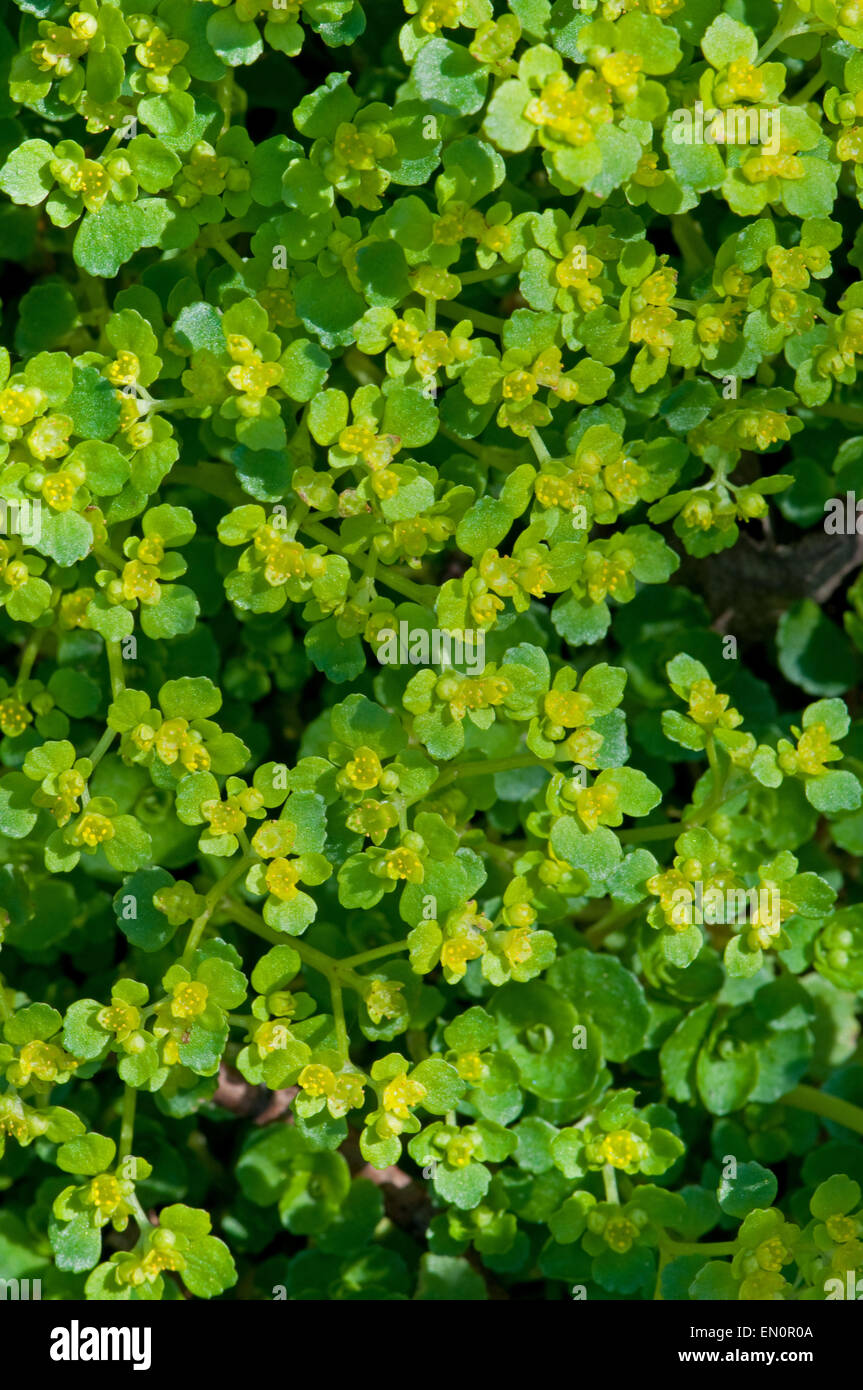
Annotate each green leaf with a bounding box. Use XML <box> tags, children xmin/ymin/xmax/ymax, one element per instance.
<box><xmin>415</xmin><ymin>1253</ymin><xmax>487</xmax><ymax>1300</ymax></box>
<box><xmin>717</xmin><ymin>1160</ymin><xmax>778</xmax><ymax>1218</ymax></box>
<box><xmin>114</xmin><ymin>868</ymin><xmax>178</xmax><ymax>952</ymax></box>
<box><xmin>295</xmin><ymin>270</ymin><xmax>365</xmax><ymax>350</ymax></box>
<box><xmin>74</xmin><ymin>199</ymin><xmax>197</xmax><ymax>277</ymax></box>
<box><xmin>50</xmin><ymin>1213</ymin><xmax>103</xmax><ymax>1273</ymax></box>
<box><xmin>207</xmin><ymin>9</ymin><xmax>263</xmax><ymax>65</ymax></box>
<box><xmin>0</xmin><ymin>139</ymin><xmax>54</xmax><ymax>205</ymax></box>
<box><xmin>410</xmin><ymin>38</ymin><xmax>488</xmax><ymax>117</ymax></box>
<box><xmin>701</xmin><ymin>14</ymin><xmax>757</xmax><ymax>67</ymax></box>
<box><xmin>547</xmin><ymin>950</ymin><xmax>649</xmax><ymax>1061</ymax></box>
<box><xmin>181</xmin><ymin>1236</ymin><xmax>238</xmax><ymax>1297</ymax></box>
<box><xmin>777</xmin><ymin>600</ymin><xmax>861</xmax><ymax>697</ymax></box>
<box><xmin>56</xmin><ymin>1133</ymin><xmax>117</xmax><ymax>1176</ymax></box>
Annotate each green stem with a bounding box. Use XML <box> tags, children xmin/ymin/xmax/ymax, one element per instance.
<box><xmin>654</xmin><ymin>1244</ymin><xmax>669</xmax><ymax>1300</ymax></box>
<box><xmin>106</xmin><ymin>640</ymin><xmax>126</xmax><ymax>699</ymax></box>
<box><xmin>342</xmin><ymin>347</ymin><xmax>384</xmax><ymax>386</ymax></box>
<box><xmin>183</xmin><ymin>853</ymin><xmax>256</xmax><ymax>962</ymax></box>
<box><xmin>331</xmin><ymin>980</ymin><xmax>348</xmax><ymax>1061</ymax></box>
<box><xmin>618</xmin><ymin>821</ymin><xmax>682</xmax><ymax>844</ymax></box>
<box><xmin>118</xmin><ymin>1086</ymin><xmax>137</xmax><ymax>1163</ymax></box>
<box><xmin>437</xmin><ymin>425</ymin><xmax>525</xmax><ymax>471</ymax></box>
<box><xmin>16</xmin><ymin>631</ymin><xmax>43</xmax><ymax>691</ymax></box>
<box><xmin>299</xmin><ymin>519</ymin><xmax>438</xmax><ymax>608</ymax></box>
<box><xmin>432</xmin><ymin>752</ymin><xmax>560</xmax><ymax>793</ymax></box>
<box><xmin>603</xmin><ymin>1164</ymin><xmax>619</xmax><ymax>1203</ymax></box>
<box><xmin>128</xmin><ymin>1193</ymin><xmax>152</xmax><ymax>1235</ymax></box>
<box><xmin>661</xmin><ymin>1237</ymin><xmax>738</xmax><ymax>1258</ymax></box>
<box><xmin>87</xmin><ymin>727</ymin><xmax>117</xmax><ymax>773</ymax></box>
<box><xmin>570</xmin><ymin>192</ymin><xmax>592</xmax><ymax>231</ymax></box>
<box><xmin>437</xmin><ymin>301</ymin><xmax>505</xmax><ymax>334</ymax></box>
<box><xmin>813</xmin><ymin>403</ymin><xmax>863</xmax><ymax>425</ymax></box>
<box><xmin>170</xmin><ymin>463</ymin><xmax>247</xmax><ymax>506</ymax></box>
<box><xmin>458</xmin><ymin>262</ymin><xmax>522</xmax><ymax>285</ymax></box>
<box><xmin>705</xmin><ymin>734</ymin><xmax>720</xmax><ymax>784</ymax></box>
<box><xmin>528</xmin><ymin>426</ymin><xmax>552</xmax><ymax>466</ymax></box>
<box><xmin>671</xmin><ymin>214</ymin><xmax>713</xmax><ymax>276</ymax></box>
<box><xmin>286</xmin><ymin>500</ymin><xmax>309</xmax><ymax>541</ymax></box>
<box><xmin>342</xmin><ymin>938</ymin><xmax>412</xmax><ymax>967</ymax></box>
<box><xmin>173</xmin><ymin>464</ymin><xmax>438</xmax><ymax>608</ymax></box>
<box><xmin>583</xmin><ymin>901</ymin><xmax>644</xmax><ymax>946</ymax></box>
<box><xmin>95</xmin><ymin>543</ymin><xmax>125</xmax><ymax>570</ymax></box>
<box><xmin>225</xmin><ymin>900</ymin><xmax>367</xmax><ymax>994</ymax></box>
<box><xmin>216</xmin><ymin>71</ymin><xmax>234</xmax><ymax>134</ymax></box>
<box><xmin>101</xmin><ymin>128</ymin><xmax>123</xmax><ymax>159</ymax></box>
<box><xmin>212</xmin><ymin>236</ymin><xmax>247</xmax><ymax>279</ymax></box>
<box><xmin>146</xmin><ymin>397</ymin><xmax>200</xmax><ymax>413</ymax></box>
<box><xmin>782</xmin><ymin>1084</ymin><xmax>863</xmax><ymax>1137</ymax></box>
<box><xmin>790</xmin><ymin>66</ymin><xmax>827</xmax><ymax>104</ymax></box>
<box><xmin>756</xmin><ymin>4</ymin><xmax>809</xmax><ymax>62</ymax></box>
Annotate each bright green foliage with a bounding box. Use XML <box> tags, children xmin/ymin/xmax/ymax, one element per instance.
<box><xmin>1</xmin><ymin>0</ymin><xmax>863</xmax><ymax>1306</ymax></box>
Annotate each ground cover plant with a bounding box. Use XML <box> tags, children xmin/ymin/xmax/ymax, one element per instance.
<box><xmin>3</xmin><ymin>0</ymin><xmax>863</xmax><ymax>1304</ymax></box>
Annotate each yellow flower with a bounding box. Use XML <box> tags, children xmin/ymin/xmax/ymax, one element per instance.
<box><xmin>365</xmin><ymin>979</ymin><xmax>404</xmax><ymax>1024</ymax></box>
<box><xmin>14</xmin><ymin>1039</ymin><xmax>75</xmax><ymax>1083</ymax></box>
<box><xmin>27</xmin><ymin>412</ymin><xmax>72</xmax><ymax>460</ymax></box>
<box><xmin>722</xmin><ymin>58</ymin><xmax>765</xmax><ymax>102</ymax></box>
<box><xmin>227</xmin><ymin>357</ymin><xmax>283</xmax><ymax>399</ymax></box>
<box><xmin>75</xmin><ymin>812</ymin><xmax>115</xmax><ymax>847</ymax></box>
<box><xmin>630</xmin><ymin>305</ymin><xmax>676</xmax><ymax>353</ymax></box>
<box><xmin>383</xmin><ymin>846</ymin><xmax>424</xmax><ymax>882</ymax></box>
<box><xmin>121</xmin><ymin>559</ymin><xmax>161</xmax><ymax>605</ymax></box>
<box><xmin>526</xmin><ymin>70</ymin><xmax>612</xmax><ymax>146</ymax></box>
<box><xmin>600</xmin><ymin>52</ymin><xmax>642</xmax><ymax>100</ymax></box>
<box><xmin>826</xmin><ymin>1214</ymin><xmax>859</xmax><ymax>1243</ymax></box>
<box><xmin>253</xmin><ymin>1019</ymin><xmax>292</xmax><ymax>1056</ymax></box>
<box><xmin>545</xmin><ymin>689</ymin><xmax>592</xmax><ymax>728</ymax></box>
<box><xmin>252</xmin><ymin>820</ymin><xmax>297</xmax><ymax>859</ymax></box>
<box><xmin>338</xmin><ymin>421</ymin><xmax>398</xmax><ymax>470</ymax></box>
<box><xmin>85</xmin><ymin>1174</ymin><xmax>125</xmax><ymax>1216</ymax></box>
<box><xmin>445</xmin><ymin>1133</ymin><xmax>476</xmax><ymax>1167</ymax></box>
<box><xmin>0</xmin><ymin>385</ymin><xmax>41</xmax><ymax>427</ymax></box>
<box><xmin>97</xmin><ymin>1001</ymin><xmax>141</xmax><ymax>1040</ymax></box>
<box><xmin>441</xmin><ymin>936</ymin><xmax>484</xmax><ymax>978</ymax></box>
<box><xmin>106</xmin><ymin>351</ymin><xmax>141</xmax><ymax>387</ymax></box>
<box><xmin>778</xmin><ymin>721</ymin><xmax>840</xmax><ymax>777</ymax></box>
<box><xmin>382</xmin><ymin>1073</ymin><xmax>426</xmax><ymax>1118</ymax></box>
<box><xmin>299</xmin><ymin>1063</ymin><xmax>335</xmax><ymax>1096</ymax></box>
<box><xmin>456</xmin><ymin>1051</ymin><xmax>485</xmax><ymax>1083</ymax></box>
<box><xmin>0</xmin><ymin>698</ymin><xmax>32</xmax><ymax>737</ymax></box>
<box><xmin>265</xmin><ymin>857</ymin><xmax>301</xmax><ymax>900</ymax></box>
<box><xmin>329</xmin><ymin>1073</ymin><xmax>364</xmax><ymax>1116</ymax></box>
<box><xmin>742</xmin><ymin>142</ymin><xmax>805</xmax><ymax>183</ymax></box>
<box><xmin>632</xmin><ymin>149</ymin><xmax>664</xmax><ymax>187</ymax></box>
<box><xmin>604</xmin><ymin>1216</ymin><xmax>639</xmax><ymax>1253</ymax></box>
<box><xmin>171</xmin><ymin>981</ymin><xmax>209</xmax><ymax>1019</ymax></box>
<box><xmin>755</xmin><ymin>1236</ymin><xmax>793</xmax><ymax>1272</ymax></box>
<box><xmin>502</xmin><ymin>369</ymin><xmax>537</xmax><ymax>401</ymax></box>
<box><xmin>600</xmin><ymin>1129</ymin><xmax>645</xmax><ymax>1169</ymax></box>
<box><xmin>575</xmin><ymin>781</ymin><xmax>619</xmax><ymax>832</ymax></box>
<box><xmin>42</xmin><ymin>471</ymin><xmax>78</xmax><ymax>510</ymax></box>
<box><xmin>501</xmin><ymin>927</ymin><xmax>533</xmax><ymax>967</ymax></box>
<box><xmin>688</xmin><ymin>677</ymin><xmax>742</xmax><ymax>730</ymax></box>
<box><xmin>417</xmin><ymin>0</ymin><xmax>463</xmax><ymax>33</ymax></box>
<box><xmin>201</xmin><ymin>798</ymin><xmax>246</xmax><ymax>836</ymax></box>
<box><xmin>344</xmin><ymin>746</ymin><xmax>383</xmax><ymax>790</ymax></box>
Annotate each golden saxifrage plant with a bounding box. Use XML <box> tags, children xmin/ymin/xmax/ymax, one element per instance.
<box><xmin>2</xmin><ymin>0</ymin><xmax>863</xmax><ymax>1301</ymax></box>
